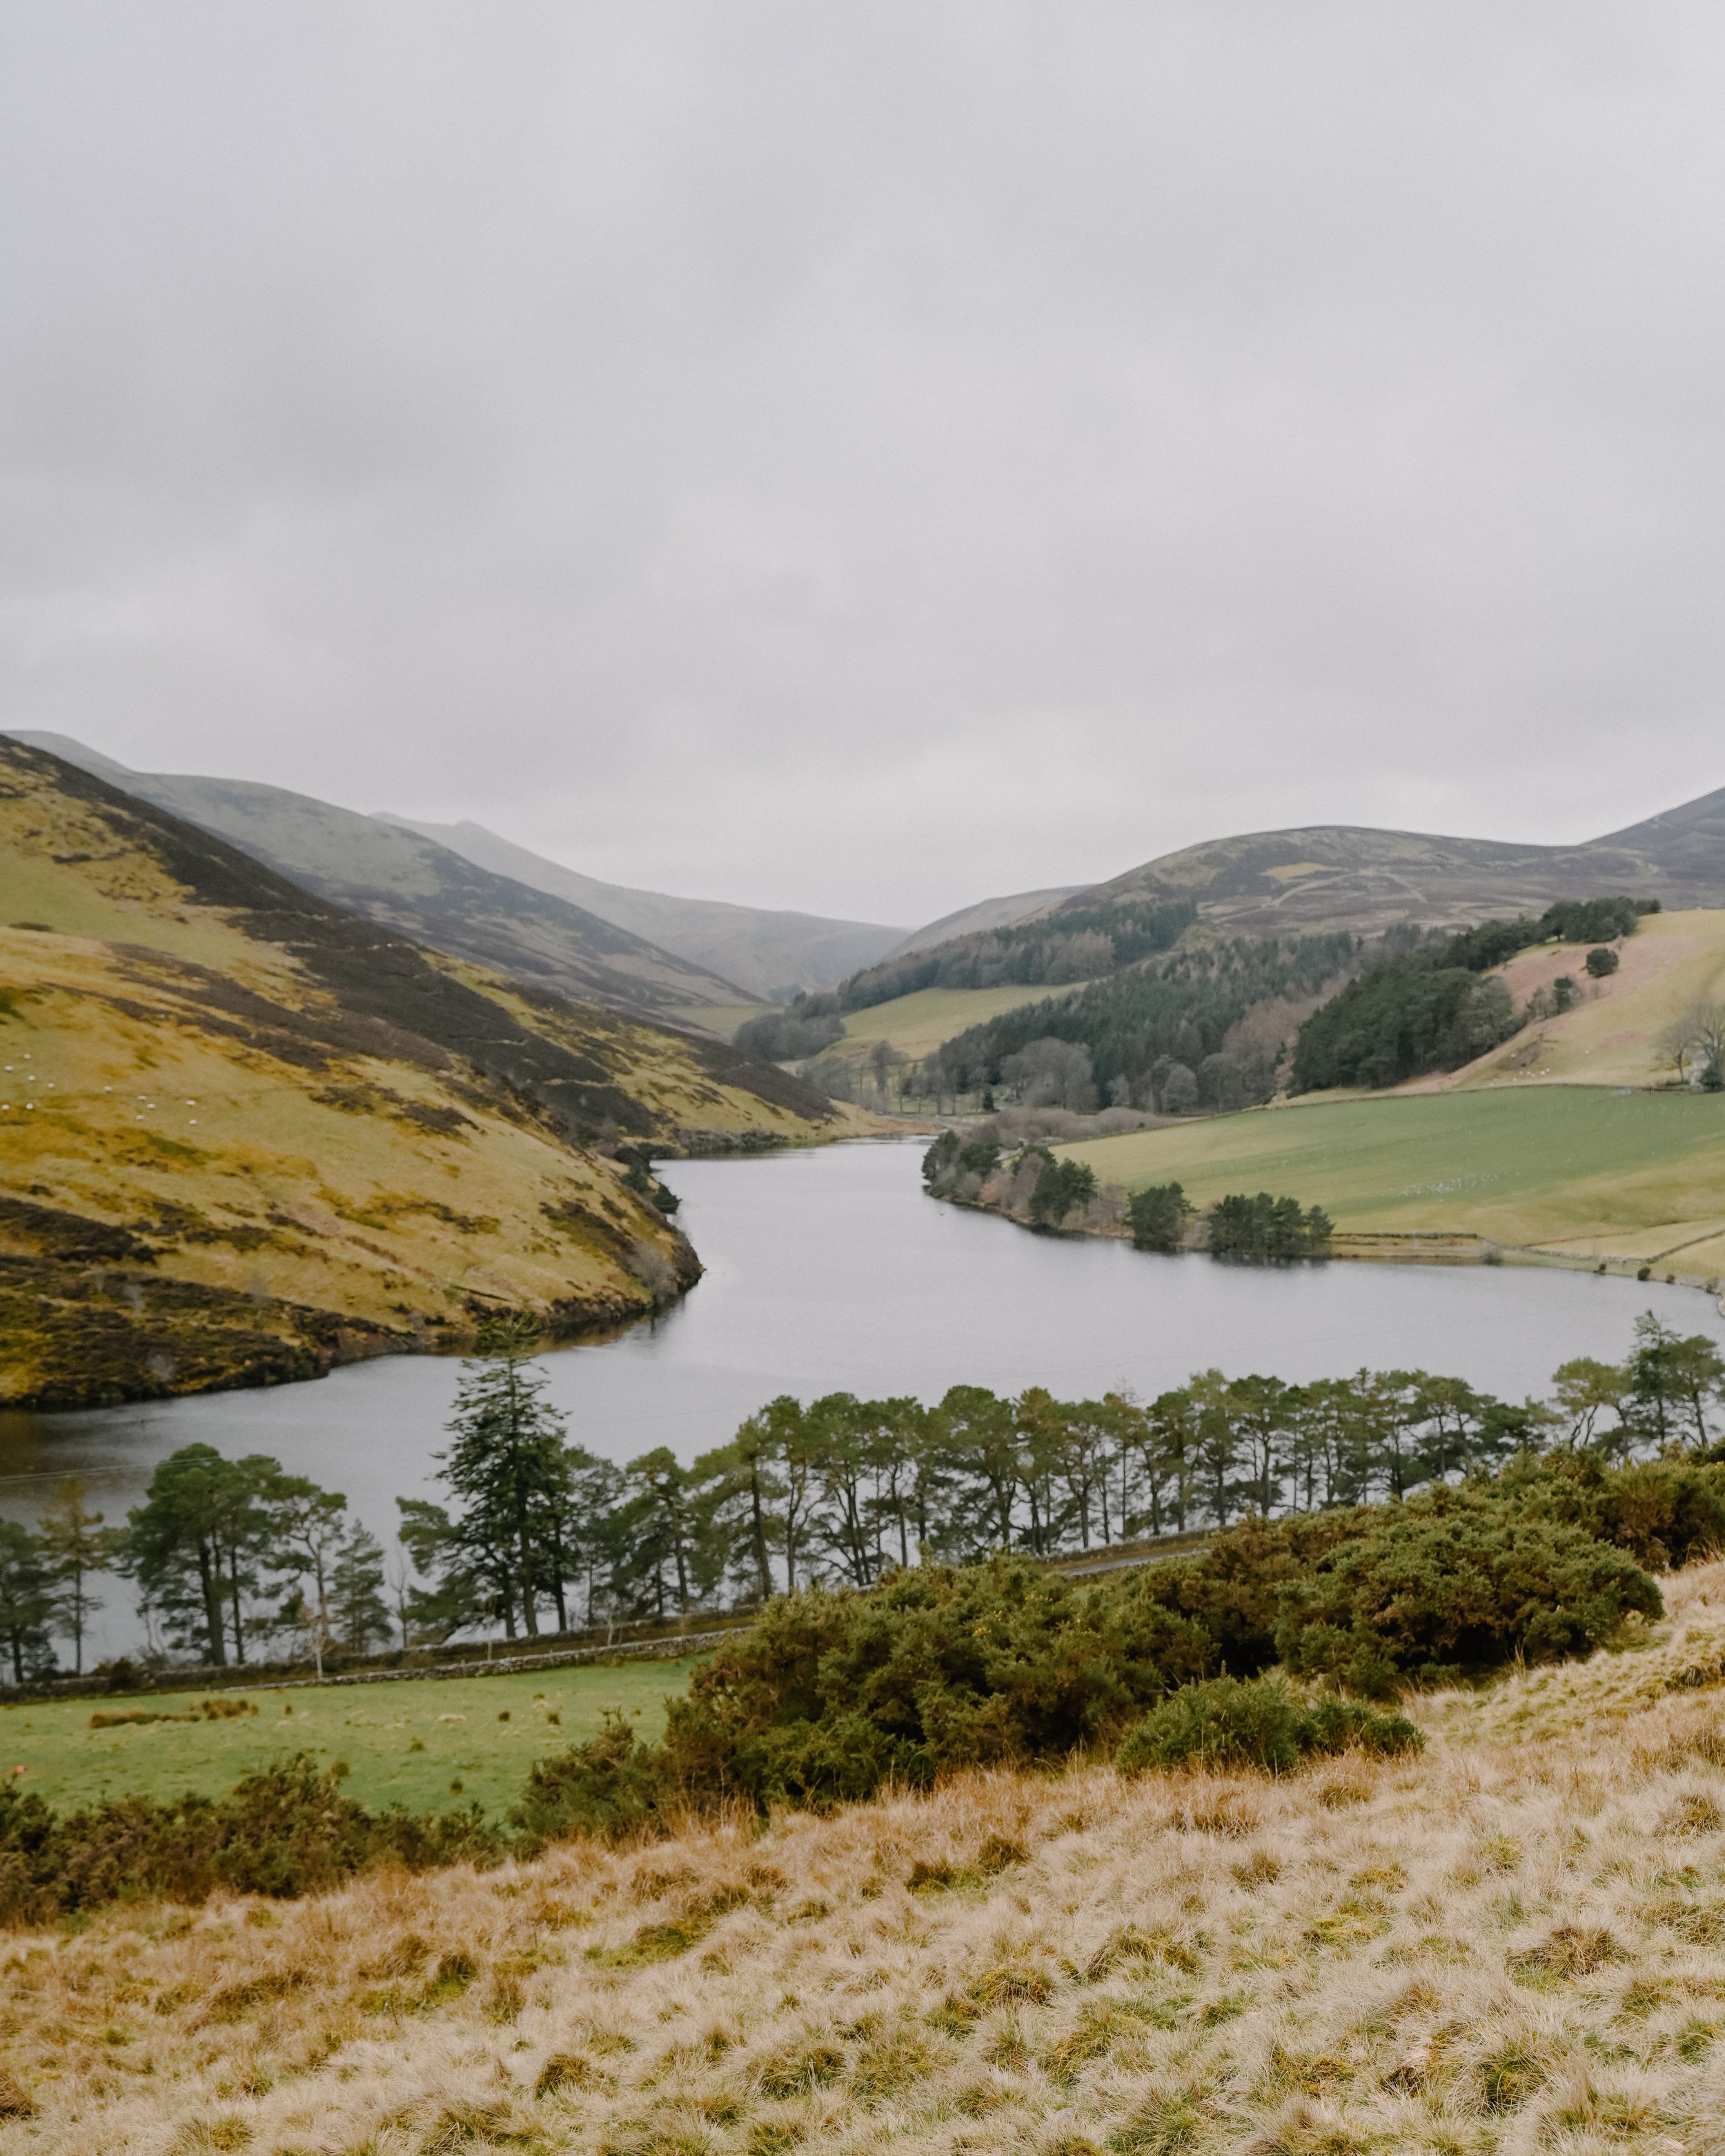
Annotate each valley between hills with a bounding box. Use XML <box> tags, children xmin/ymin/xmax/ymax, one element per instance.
<box><xmin>8</xmin><ymin>730</ymin><xmax>1725</xmax><ymax>1408</ymax></box>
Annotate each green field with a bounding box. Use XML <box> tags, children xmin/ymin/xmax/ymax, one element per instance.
<box><xmin>837</xmin><ymin>980</ymin><xmax>1087</xmax><ymax>1059</ymax></box>
<box><xmin>680</xmin><ymin>1002</ymin><xmax>764</xmax><ymax>1042</ymax></box>
<box><xmin>1058</xmin><ymin>1087</ymin><xmax>1725</xmax><ymax>1272</ymax></box>
<box><xmin>0</xmin><ymin>1659</ymin><xmax>702</xmax><ymax>1820</ymax></box>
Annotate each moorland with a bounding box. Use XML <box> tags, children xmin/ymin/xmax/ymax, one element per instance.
<box><xmin>0</xmin><ymin>740</ymin><xmax>858</xmax><ymax>1409</ymax></box>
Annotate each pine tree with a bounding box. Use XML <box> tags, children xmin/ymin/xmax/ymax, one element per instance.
<box><xmin>37</xmin><ymin>1478</ymin><xmax>123</xmax><ymax>1676</ymax></box>
<box><xmin>0</xmin><ymin>1523</ymin><xmax>55</xmax><ymax>1685</ymax></box>
<box><xmin>328</xmin><ymin>1525</ymin><xmax>392</xmax><ymax>1653</ymax></box>
<box><xmin>123</xmin><ymin>1446</ymin><xmax>275</xmax><ymax>1665</ymax></box>
<box><xmin>436</xmin><ymin>1315</ymin><xmax>571</xmax><ymax>1637</ymax></box>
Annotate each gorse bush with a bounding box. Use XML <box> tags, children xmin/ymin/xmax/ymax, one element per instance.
<box><xmin>0</xmin><ymin>1456</ymin><xmax>1680</xmax><ymax>1915</ymax></box>
<box><xmin>661</xmin><ymin>1559</ymin><xmax>1216</xmax><ymax>1808</ymax></box>
<box><xmin>1116</xmin><ymin>1675</ymin><xmax>1422</xmax><ymax>1776</ymax></box>
<box><xmin>1268</xmin><ymin>1485</ymin><xmax>1664</xmax><ymax>1694</ymax></box>
<box><xmin>513</xmin><ymin>1474</ymin><xmax>1665</xmax><ymax>1834</ymax></box>
<box><xmin>0</xmin><ymin>1755</ymin><xmax>500</xmax><ymax>1927</ymax></box>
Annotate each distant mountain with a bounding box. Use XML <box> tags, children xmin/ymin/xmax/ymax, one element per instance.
<box><xmin>1063</xmin><ymin>787</ymin><xmax>1725</xmax><ymax>938</ymax></box>
<box><xmin>382</xmin><ymin>814</ymin><xmax>903</xmax><ymax>997</ymax></box>
<box><xmin>4</xmin><ymin>732</ymin><xmax>751</xmax><ymax>1017</ymax></box>
<box><xmin>890</xmin><ymin>886</ymin><xmax>1091</xmax><ymax>956</ymax></box>
<box><xmin>0</xmin><ymin>738</ymin><xmax>842</xmax><ymax>1409</ymax></box>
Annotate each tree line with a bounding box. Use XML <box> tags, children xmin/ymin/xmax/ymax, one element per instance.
<box><xmin>6</xmin><ymin>1309</ymin><xmax>1718</xmax><ymax>1681</ymax></box>
<box><xmin>927</xmin><ymin>932</ymin><xmax>1357</xmax><ymax>1109</ymax></box>
<box><xmin>1291</xmin><ymin>898</ymin><xmax>1659</xmax><ymax>1093</ymax></box>
<box><xmin>793</xmin><ymin>898</ymin><xmax>1198</xmax><ymax>1018</ymax></box>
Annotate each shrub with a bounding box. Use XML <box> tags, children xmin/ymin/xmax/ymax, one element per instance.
<box><xmin>657</xmin><ymin>1559</ymin><xmax>1216</xmax><ymax>1810</ymax></box>
<box><xmin>0</xmin><ymin>1755</ymin><xmax>500</xmax><ymax>1926</ymax></box>
<box><xmin>1272</xmin><ymin>1485</ymin><xmax>1662</xmax><ymax>1693</ymax></box>
<box><xmin>511</xmin><ymin>1712</ymin><xmax>666</xmax><ymax>1851</ymax></box>
<box><xmin>1116</xmin><ymin>1675</ymin><xmax>1422</xmax><ymax>1775</ymax></box>
<box><xmin>1506</xmin><ymin>1453</ymin><xmax>1725</xmax><ymax>1572</ymax></box>
<box><xmin>1585</xmin><ymin>945</ymin><xmax>1620</xmax><ymax>978</ymax></box>
<box><xmin>1134</xmin><ymin>1511</ymin><xmax>1359</xmax><ymax>1674</ymax></box>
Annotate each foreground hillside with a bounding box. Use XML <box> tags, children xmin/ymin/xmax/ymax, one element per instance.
<box><xmin>10</xmin><ymin>1561</ymin><xmax>1725</xmax><ymax>2154</ymax></box>
<box><xmin>0</xmin><ymin>740</ymin><xmax>849</xmax><ymax>1407</ymax></box>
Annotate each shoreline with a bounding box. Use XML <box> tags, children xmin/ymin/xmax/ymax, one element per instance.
<box><xmin>930</xmin><ymin>1187</ymin><xmax>1725</xmax><ymax>1311</ymax></box>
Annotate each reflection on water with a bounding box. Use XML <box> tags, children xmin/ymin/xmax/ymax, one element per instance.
<box><xmin>3</xmin><ymin>1138</ymin><xmax>1718</xmax><ymax>1658</ymax></box>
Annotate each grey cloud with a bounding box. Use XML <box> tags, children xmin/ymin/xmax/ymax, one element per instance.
<box><xmin>3</xmin><ymin>1</ymin><xmax>1724</xmax><ymax>920</ymax></box>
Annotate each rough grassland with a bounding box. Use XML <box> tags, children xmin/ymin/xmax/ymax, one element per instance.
<box><xmin>10</xmin><ymin>1566</ymin><xmax>1725</xmax><ymax>2153</ymax></box>
<box><xmin>0</xmin><ymin>1661</ymin><xmax>700</xmax><ymax>1821</ymax></box>
<box><xmin>0</xmin><ymin>741</ymin><xmax>859</xmax><ymax>1405</ymax></box>
<box><xmin>1442</xmin><ymin>907</ymin><xmax>1725</xmax><ymax>1095</ymax></box>
<box><xmin>837</xmin><ymin>982</ymin><xmax>1089</xmax><ymax>1060</ymax></box>
<box><xmin>1057</xmin><ymin>1087</ymin><xmax>1725</xmax><ymax>1275</ymax></box>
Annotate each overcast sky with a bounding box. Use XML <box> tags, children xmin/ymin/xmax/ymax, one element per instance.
<box><xmin>4</xmin><ymin>5</ymin><xmax>1724</xmax><ymax>926</ymax></box>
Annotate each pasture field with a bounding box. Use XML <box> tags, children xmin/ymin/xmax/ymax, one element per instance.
<box><xmin>17</xmin><ymin>1565</ymin><xmax>1725</xmax><ymax>2155</ymax></box>
<box><xmin>836</xmin><ymin>980</ymin><xmax>1087</xmax><ymax>1060</ymax></box>
<box><xmin>0</xmin><ymin>1658</ymin><xmax>700</xmax><ymax>1819</ymax></box>
<box><xmin>1058</xmin><ymin>1085</ymin><xmax>1725</xmax><ymax>1274</ymax></box>
<box><xmin>677</xmin><ymin>1002</ymin><xmax>763</xmax><ymax>1042</ymax></box>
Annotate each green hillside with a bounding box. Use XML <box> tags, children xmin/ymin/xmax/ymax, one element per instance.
<box><xmin>7</xmin><ymin>730</ymin><xmax>756</xmax><ymax>1016</ymax></box>
<box><xmin>0</xmin><ymin>740</ymin><xmax>850</xmax><ymax>1407</ymax></box>
<box><xmin>1058</xmin><ymin>1088</ymin><xmax>1725</xmax><ymax>1278</ymax></box>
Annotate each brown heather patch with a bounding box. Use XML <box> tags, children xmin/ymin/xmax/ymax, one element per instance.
<box><xmin>16</xmin><ymin>1576</ymin><xmax>1725</xmax><ymax>2149</ymax></box>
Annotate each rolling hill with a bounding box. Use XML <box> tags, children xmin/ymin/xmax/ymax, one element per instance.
<box><xmin>887</xmin><ymin>882</ymin><xmax>1091</xmax><ymax>955</ymax></box>
<box><xmin>0</xmin><ymin>739</ymin><xmax>847</xmax><ymax>1410</ymax></box>
<box><xmin>3</xmin><ymin>731</ymin><xmax>755</xmax><ymax>1019</ymax></box>
<box><xmin>1057</xmin><ymin>783</ymin><xmax>1725</xmax><ymax>938</ymax></box>
<box><xmin>382</xmin><ymin>814</ymin><xmax>904</xmax><ymax>997</ymax></box>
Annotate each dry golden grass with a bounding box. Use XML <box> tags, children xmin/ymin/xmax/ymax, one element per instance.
<box><xmin>12</xmin><ymin>1570</ymin><xmax>1725</xmax><ymax>2152</ymax></box>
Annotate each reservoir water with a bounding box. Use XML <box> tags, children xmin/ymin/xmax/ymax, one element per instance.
<box><xmin>3</xmin><ymin>1138</ymin><xmax>1719</xmax><ymax>1659</ymax></box>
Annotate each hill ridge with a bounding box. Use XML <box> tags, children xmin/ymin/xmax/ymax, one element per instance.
<box><xmin>0</xmin><ymin>739</ymin><xmax>842</xmax><ymax>1409</ymax></box>
<box><xmin>3</xmin><ymin>731</ymin><xmax>756</xmax><ymax>1016</ymax></box>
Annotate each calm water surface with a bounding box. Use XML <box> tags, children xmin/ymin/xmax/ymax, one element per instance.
<box><xmin>3</xmin><ymin>1138</ymin><xmax>1718</xmax><ymax>1657</ymax></box>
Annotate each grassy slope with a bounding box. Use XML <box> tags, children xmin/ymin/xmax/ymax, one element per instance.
<box><xmin>1044</xmin><ymin>911</ymin><xmax>1725</xmax><ymax>1278</ymax></box>
<box><xmin>0</xmin><ymin>1661</ymin><xmax>698</xmax><ymax>1821</ymax></box>
<box><xmin>14</xmin><ymin>1563</ymin><xmax>1725</xmax><ymax>2153</ymax></box>
<box><xmin>1056</xmin><ymin>1089</ymin><xmax>1725</xmax><ymax>1274</ymax></box>
<box><xmin>0</xmin><ymin>742</ymin><xmax>853</xmax><ymax>1405</ymax></box>
<box><xmin>1440</xmin><ymin>906</ymin><xmax>1725</xmax><ymax>1092</ymax></box>
<box><xmin>836</xmin><ymin>981</ymin><xmax>1089</xmax><ymax>1061</ymax></box>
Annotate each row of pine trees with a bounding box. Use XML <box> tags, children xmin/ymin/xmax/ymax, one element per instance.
<box><xmin>2</xmin><ymin>1310</ymin><xmax>1719</xmax><ymax>1679</ymax></box>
